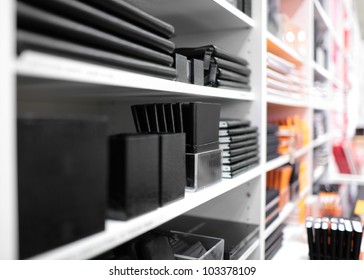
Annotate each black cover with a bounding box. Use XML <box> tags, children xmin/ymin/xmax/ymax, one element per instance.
<box><xmin>314</xmin><ymin>221</ymin><xmax>322</xmax><ymax>260</ymax></box>
<box><xmin>18</xmin><ymin>116</ymin><xmax>108</xmax><ymax>259</ymax></box>
<box><xmin>84</xmin><ymin>0</ymin><xmax>175</xmax><ymax>39</ymax></box>
<box><xmin>330</xmin><ymin>222</ymin><xmax>337</xmax><ymax>260</ymax></box>
<box><xmin>173</xmin><ymin>103</ymin><xmax>184</xmax><ymax>133</ymax></box>
<box><xmin>159</xmin><ymin>133</ymin><xmax>186</xmax><ymax>206</ymax></box>
<box><xmin>156</xmin><ymin>104</ymin><xmax>168</xmax><ymax>133</ymax></box>
<box><xmin>146</xmin><ymin>104</ymin><xmax>160</xmax><ymax>132</ymax></box>
<box><xmin>159</xmin><ymin>215</ymin><xmax>259</xmax><ymax>260</ymax></box>
<box><xmin>175</xmin><ymin>53</ymin><xmax>189</xmax><ymax>83</ymax></box>
<box><xmin>164</xmin><ymin>104</ymin><xmax>175</xmax><ymax>133</ymax></box>
<box><xmin>352</xmin><ymin>220</ymin><xmax>363</xmax><ymax>260</ymax></box>
<box><xmin>131</xmin><ymin>105</ymin><xmax>150</xmax><ymax>132</ymax></box>
<box><xmin>17</xmin><ymin>2</ymin><xmax>174</xmax><ymax>66</ymax></box>
<box><xmin>108</xmin><ymin>134</ymin><xmax>159</xmax><ymax>220</ymax></box>
<box><xmin>222</xmin><ymin>163</ymin><xmax>258</xmax><ymax>178</ymax></box>
<box><xmin>337</xmin><ymin>223</ymin><xmax>345</xmax><ymax>259</ymax></box>
<box><xmin>343</xmin><ymin>220</ymin><xmax>353</xmax><ymax>260</ymax></box>
<box><xmin>20</xmin><ymin>0</ymin><xmax>175</xmax><ymax>54</ymax></box>
<box><xmin>182</xmin><ymin>102</ymin><xmax>220</xmax><ymax>153</ymax></box>
<box><xmin>17</xmin><ymin>30</ymin><xmax>177</xmax><ymax>80</ymax></box>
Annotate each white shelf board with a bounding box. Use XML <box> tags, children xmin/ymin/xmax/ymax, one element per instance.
<box><xmin>266</xmin><ymin>92</ymin><xmax>310</xmax><ymax>107</ymax></box>
<box><xmin>128</xmin><ymin>0</ymin><xmax>254</xmax><ymax>35</ymax></box>
<box><xmin>30</xmin><ymin>166</ymin><xmax>262</xmax><ymax>259</ymax></box>
<box><xmin>312</xmin><ymin>61</ymin><xmax>332</xmax><ymax>81</ymax></box>
<box><xmin>313</xmin><ymin>165</ymin><xmax>326</xmax><ymax>183</ymax></box>
<box><xmin>238</xmin><ymin>239</ymin><xmax>259</xmax><ymax>260</ymax></box>
<box><xmin>328</xmin><ymin>173</ymin><xmax>364</xmax><ymax>185</ymax></box>
<box><xmin>313</xmin><ymin>133</ymin><xmax>331</xmax><ymax>148</ymax></box>
<box><xmin>265</xmin><ymin>145</ymin><xmax>311</xmax><ymax>172</ymax></box>
<box><xmin>266</xmin><ymin>32</ymin><xmax>304</xmax><ymax>66</ymax></box>
<box><xmin>17</xmin><ymin>51</ymin><xmax>255</xmax><ymax>101</ymax></box>
<box><xmin>313</xmin><ymin>0</ymin><xmax>344</xmax><ymax>50</ymax></box>
<box><xmin>264</xmin><ymin>188</ymin><xmax>308</xmax><ymax>239</ymax></box>
<box><xmin>310</xmin><ymin>96</ymin><xmax>331</xmax><ymax>110</ymax></box>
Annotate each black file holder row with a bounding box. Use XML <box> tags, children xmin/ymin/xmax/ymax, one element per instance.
<box><xmin>131</xmin><ymin>102</ymin><xmax>222</xmax><ymax>190</ymax></box>
<box><xmin>17</xmin><ymin>0</ymin><xmax>177</xmax><ymax>79</ymax></box>
<box><xmin>173</xmin><ymin>45</ymin><xmax>251</xmax><ymax>90</ymax></box>
<box><xmin>306</xmin><ymin>217</ymin><xmax>363</xmax><ymax>260</ymax></box>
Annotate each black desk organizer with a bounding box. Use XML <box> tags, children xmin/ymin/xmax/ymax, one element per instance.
<box><xmin>131</xmin><ymin>102</ymin><xmax>222</xmax><ymax>191</ymax></box>
<box><xmin>108</xmin><ymin>133</ymin><xmax>186</xmax><ymax>221</ymax></box>
<box><xmin>174</xmin><ymin>45</ymin><xmax>251</xmax><ymax>90</ymax></box>
<box><xmin>17</xmin><ymin>116</ymin><xmax>108</xmax><ymax>259</ymax></box>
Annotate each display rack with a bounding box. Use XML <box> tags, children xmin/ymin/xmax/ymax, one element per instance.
<box><xmin>1</xmin><ymin>0</ymin><xmax>361</xmax><ymax>260</ymax></box>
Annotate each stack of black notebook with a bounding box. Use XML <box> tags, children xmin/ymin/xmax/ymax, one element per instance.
<box><xmin>306</xmin><ymin>217</ymin><xmax>363</xmax><ymax>260</ymax></box>
<box><xmin>266</xmin><ymin>189</ymin><xmax>279</xmax><ymax>228</ymax></box>
<box><xmin>265</xmin><ymin>224</ymin><xmax>285</xmax><ymax>259</ymax></box>
<box><xmin>219</xmin><ymin>119</ymin><xmax>259</xmax><ymax>178</ymax></box>
<box><xmin>174</xmin><ymin>45</ymin><xmax>251</xmax><ymax>90</ymax></box>
<box><xmin>266</xmin><ymin>124</ymin><xmax>279</xmax><ymax>161</ymax></box>
<box><xmin>131</xmin><ymin>102</ymin><xmax>222</xmax><ymax>190</ymax></box>
<box><xmin>17</xmin><ymin>0</ymin><xmax>177</xmax><ymax>80</ymax></box>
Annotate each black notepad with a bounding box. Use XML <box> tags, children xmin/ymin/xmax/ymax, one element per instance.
<box><xmin>17</xmin><ymin>30</ymin><xmax>177</xmax><ymax>80</ymax></box>
<box><xmin>17</xmin><ymin>2</ymin><xmax>174</xmax><ymax>66</ymax></box>
<box><xmin>21</xmin><ymin>0</ymin><xmax>175</xmax><ymax>54</ymax></box>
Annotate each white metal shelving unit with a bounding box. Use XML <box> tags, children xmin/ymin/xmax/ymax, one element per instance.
<box><xmin>2</xmin><ymin>0</ymin><xmax>361</xmax><ymax>260</ymax></box>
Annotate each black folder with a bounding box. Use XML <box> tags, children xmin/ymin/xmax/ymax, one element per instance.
<box><xmin>222</xmin><ymin>156</ymin><xmax>259</xmax><ymax>172</ymax></box>
<box><xmin>213</xmin><ymin>57</ymin><xmax>251</xmax><ymax>76</ymax></box>
<box><xmin>146</xmin><ymin>104</ymin><xmax>160</xmax><ymax>132</ymax></box>
<box><xmin>222</xmin><ymin>144</ymin><xmax>258</xmax><ymax>157</ymax></box>
<box><xmin>219</xmin><ymin>138</ymin><xmax>257</xmax><ymax>150</ymax></box>
<box><xmin>222</xmin><ymin>162</ymin><xmax>258</xmax><ymax>178</ymax></box>
<box><xmin>217</xmin><ymin>68</ymin><xmax>250</xmax><ymax>84</ymax></box>
<box><xmin>306</xmin><ymin>219</ymin><xmax>314</xmax><ymax>260</ymax></box>
<box><xmin>222</xmin><ymin>151</ymin><xmax>258</xmax><ymax>164</ymax></box>
<box><xmin>17</xmin><ymin>30</ymin><xmax>177</xmax><ymax>80</ymax></box>
<box><xmin>84</xmin><ymin>0</ymin><xmax>175</xmax><ymax>39</ymax></box>
<box><xmin>219</xmin><ymin>126</ymin><xmax>258</xmax><ymax>136</ymax></box>
<box><xmin>219</xmin><ymin>119</ymin><xmax>251</xmax><ymax>128</ymax></box>
<box><xmin>156</xmin><ymin>104</ymin><xmax>168</xmax><ymax>133</ymax></box>
<box><xmin>352</xmin><ymin>220</ymin><xmax>363</xmax><ymax>260</ymax></box>
<box><xmin>337</xmin><ymin>223</ymin><xmax>345</xmax><ymax>259</ymax></box>
<box><xmin>20</xmin><ymin>0</ymin><xmax>175</xmax><ymax>54</ymax></box>
<box><xmin>131</xmin><ymin>105</ymin><xmax>150</xmax><ymax>132</ymax></box>
<box><xmin>173</xmin><ymin>103</ymin><xmax>184</xmax><ymax>133</ymax></box>
<box><xmin>219</xmin><ymin>132</ymin><xmax>258</xmax><ymax>143</ymax></box>
<box><xmin>330</xmin><ymin>222</ymin><xmax>337</xmax><ymax>260</ymax></box>
<box><xmin>314</xmin><ymin>221</ymin><xmax>321</xmax><ymax>260</ymax></box>
<box><xmin>343</xmin><ymin>219</ymin><xmax>353</xmax><ymax>259</ymax></box>
<box><xmin>216</xmin><ymin>79</ymin><xmax>251</xmax><ymax>90</ymax></box>
<box><xmin>164</xmin><ymin>104</ymin><xmax>175</xmax><ymax>133</ymax></box>
<box><xmin>321</xmin><ymin>221</ymin><xmax>329</xmax><ymax>259</ymax></box>
<box><xmin>17</xmin><ymin>2</ymin><xmax>174</xmax><ymax>66</ymax></box>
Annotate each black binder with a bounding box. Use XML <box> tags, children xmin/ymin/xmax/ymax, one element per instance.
<box><xmin>321</xmin><ymin>221</ymin><xmax>329</xmax><ymax>260</ymax></box>
<box><xmin>17</xmin><ymin>2</ymin><xmax>174</xmax><ymax>66</ymax></box>
<box><xmin>219</xmin><ymin>119</ymin><xmax>251</xmax><ymax>128</ymax></box>
<box><xmin>343</xmin><ymin>219</ymin><xmax>353</xmax><ymax>260</ymax></box>
<box><xmin>222</xmin><ymin>156</ymin><xmax>259</xmax><ymax>172</ymax></box>
<box><xmin>156</xmin><ymin>104</ymin><xmax>168</xmax><ymax>133</ymax></box>
<box><xmin>352</xmin><ymin>220</ymin><xmax>363</xmax><ymax>260</ymax></box>
<box><xmin>219</xmin><ymin>132</ymin><xmax>258</xmax><ymax>143</ymax></box>
<box><xmin>20</xmin><ymin>0</ymin><xmax>175</xmax><ymax>54</ymax></box>
<box><xmin>84</xmin><ymin>0</ymin><xmax>175</xmax><ymax>39</ymax></box>
<box><xmin>314</xmin><ymin>221</ymin><xmax>321</xmax><ymax>260</ymax></box>
<box><xmin>213</xmin><ymin>57</ymin><xmax>251</xmax><ymax>76</ymax></box>
<box><xmin>164</xmin><ymin>104</ymin><xmax>175</xmax><ymax>133</ymax></box>
<box><xmin>330</xmin><ymin>222</ymin><xmax>337</xmax><ymax>260</ymax></box>
<box><xmin>337</xmin><ymin>223</ymin><xmax>345</xmax><ymax>259</ymax></box>
<box><xmin>222</xmin><ymin>151</ymin><xmax>258</xmax><ymax>164</ymax></box>
<box><xmin>306</xmin><ymin>219</ymin><xmax>314</xmax><ymax>260</ymax></box>
<box><xmin>17</xmin><ymin>30</ymin><xmax>177</xmax><ymax>80</ymax></box>
<box><xmin>216</xmin><ymin>79</ymin><xmax>251</xmax><ymax>90</ymax></box>
<box><xmin>222</xmin><ymin>144</ymin><xmax>258</xmax><ymax>157</ymax></box>
<box><xmin>217</xmin><ymin>68</ymin><xmax>250</xmax><ymax>84</ymax></box>
<box><xmin>219</xmin><ymin>126</ymin><xmax>258</xmax><ymax>136</ymax></box>
<box><xmin>222</xmin><ymin>162</ymin><xmax>258</xmax><ymax>178</ymax></box>
<box><xmin>131</xmin><ymin>105</ymin><xmax>150</xmax><ymax>132</ymax></box>
<box><xmin>219</xmin><ymin>138</ymin><xmax>257</xmax><ymax>150</ymax></box>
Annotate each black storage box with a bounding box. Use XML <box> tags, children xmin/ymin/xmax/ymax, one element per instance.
<box><xmin>108</xmin><ymin>134</ymin><xmax>159</xmax><ymax>220</ymax></box>
<box><xmin>182</xmin><ymin>102</ymin><xmax>220</xmax><ymax>153</ymax></box>
<box><xmin>186</xmin><ymin>149</ymin><xmax>222</xmax><ymax>191</ymax></box>
<box><xmin>17</xmin><ymin>116</ymin><xmax>108</xmax><ymax>259</ymax></box>
<box><xmin>159</xmin><ymin>133</ymin><xmax>186</xmax><ymax>206</ymax></box>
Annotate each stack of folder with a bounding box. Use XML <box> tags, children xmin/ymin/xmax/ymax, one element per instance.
<box><xmin>174</xmin><ymin>45</ymin><xmax>251</xmax><ymax>90</ymax></box>
<box><xmin>306</xmin><ymin>217</ymin><xmax>363</xmax><ymax>260</ymax></box>
<box><xmin>266</xmin><ymin>124</ymin><xmax>279</xmax><ymax>161</ymax></box>
<box><xmin>267</xmin><ymin>52</ymin><xmax>308</xmax><ymax>99</ymax></box>
<box><xmin>219</xmin><ymin>119</ymin><xmax>259</xmax><ymax>178</ymax></box>
<box><xmin>131</xmin><ymin>102</ymin><xmax>222</xmax><ymax>190</ymax></box>
<box><xmin>265</xmin><ymin>224</ymin><xmax>285</xmax><ymax>259</ymax></box>
<box><xmin>266</xmin><ymin>189</ymin><xmax>279</xmax><ymax>228</ymax></box>
<box><xmin>17</xmin><ymin>0</ymin><xmax>177</xmax><ymax>80</ymax></box>
<box><xmin>266</xmin><ymin>165</ymin><xmax>293</xmax><ymax>210</ymax></box>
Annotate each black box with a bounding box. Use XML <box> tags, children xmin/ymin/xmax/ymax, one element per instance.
<box><xmin>182</xmin><ymin>102</ymin><xmax>220</xmax><ymax>153</ymax></box>
<box><xmin>159</xmin><ymin>133</ymin><xmax>186</xmax><ymax>206</ymax></box>
<box><xmin>108</xmin><ymin>134</ymin><xmax>159</xmax><ymax>220</ymax></box>
<box><xmin>17</xmin><ymin>116</ymin><xmax>108</xmax><ymax>259</ymax></box>
<box><xmin>186</xmin><ymin>149</ymin><xmax>222</xmax><ymax>191</ymax></box>
<box><xmin>158</xmin><ymin>215</ymin><xmax>259</xmax><ymax>260</ymax></box>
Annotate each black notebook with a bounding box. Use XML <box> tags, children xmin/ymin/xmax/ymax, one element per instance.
<box><xmin>216</xmin><ymin>79</ymin><xmax>251</xmax><ymax>90</ymax></box>
<box><xmin>17</xmin><ymin>30</ymin><xmax>177</xmax><ymax>80</ymax></box>
<box><xmin>219</xmin><ymin>138</ymin><xmax>258</xmax><ymax>150</ymax></box>
<box><xmin>17</xmin><ymin>2</ymin><xmax>174</xmax><ymax>66</ymax></box>
<box><xmin>219</xmin><ymin>132</ymin><xmax>258</xmax><ymax>143</ymax></box>
<box><xmin>20</xmin><ymin>0</ymin><xmax>175</xmax><ymax>54</ymax></box>
<box><xmin>84</xmin><ymin>0</ymin><xmax>175</xmax><ymax>39</ymax></box>
<box><xmin>217</xmin><ymin>68</ymin><xmax>250</xmax><ymax>84</ymax></box>
<box><xmin>219</xmin><ymin>119</ymin><xmax>251</xmax><ymax>129</ymax></box>
<box><xmin>222</xmin><ymin>163</ymin><xmax>258</xmax><ymax>178</ymax></box>
<box><xmin>222</xmin><ymin>151</ymin><xmax>258</xmax><ymax>164</ymax></box>
<box><xmin>222</xmin><ymin>144</ymin><xmax>258</xmax><ymax>157</ymax></box>
<box><xmin>222</xmin><ymin>156</ymin><xmax>259</xmax><ymax>172</ymax></box>
<box><xmin>213</xmin><ymin>57</ymin><xmax>251</xmax><ymax>76</ymax></box>
<box><xmin>219</xmin><ymin>126</ymin><xmax>258</xmax><ymax>136</ymax></box>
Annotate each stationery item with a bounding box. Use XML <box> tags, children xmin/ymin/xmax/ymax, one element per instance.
<box><xmin>352</xmin><ymin>220</ymin><xmax>363</xmax><ymax>260</ymax></box>
<box><xmin>306</xmin><ymin>219</ymin><xmax>314</xmax><ymax>259</ymax></box>
<box><xmin>17</xmin><ymin>30</ymin><xmax>177</xmax><ymax>80</ymax></box>
<box><xmin>219</xmin><ymin>132</ymin><xmax>258</xmax><ymax>143</ymax></box>
<box><xmin>219</xmin><ymin>119</ymin><xmax>251</xmax><ymax>128</ymax></box>
<box><xmin>174</xmin><ymin>53</ymin><xmax>189</xmax><ymax>83</ymax></box>
<box><xmin>222</xmin><ymin>151</ymin><xmax>258</xmax><ymax>164</ymax></box>
<box><xmin>164</xmin><ymin>104</ymin><xmax>175</xmax><ymax>133</ymax></box>
<box><xmin>131</xmin><ymin>105</ymin><xmax>150</xmax><ymax>132</ymax></box>
<box><xmin>321</xmin><ymin>221</ymin><xmax>329</xmax><ymax>259</ymax></box>
<box><xmin>213</xmin><ymin>57</ymin><xmax>251</xmax><ymax>76</ymax></box>
<box><xmin>222</xmin><ymin>156</ymin><xmax>259</xmax><ymax>172</ymax></box>
<box><xmin>173</xmin><ymin>103</ymin><xmax>184</xmax><ymax>133</ymax></box>
<box><xmin>108</xmin><ymin>134</ymin><xmax>159</xmax><ymax>220</ymax></box>
<box><xmin>314</xmin><ymin>221</ymin><xmax>322</xmax><ymax>260</ymax></box>
<box><xmin>156</xmin><ymin>104</ymin><xmax>168</xmax><ymax>132</ymax></box>
<box><xmin>18</xmin><ymin>116</ymin><xmax>108</xmax><ymax>259</ymax></box>
<box><xmin>330</xmin><ymin>222</ymin><xmax>337</xmax><ymax>260</ymax></box>
<box><xmin>216</xmin><ymin>79</ymin><xmax>251</xmax><ymax>90</ymax></box>
<box><xmin>146</xmin><ymin>104</ymin><xmax>160</xmax><ymax>132</ymax></box>
<box><xmin>343</xmin><ymin>219</ymin><xmax>353</xmax><ymax>259</ymax></box>
<box><xmin>222</xmin><ymin>162</ymin><xmax>258</xmax><ymax>178</ymax></box>
<box><xmin>217</xmin><ymin>68</ymin><xmax>250</xmax><ymax>83</ymax></box>
<box><xmin>17</xmin><ymin>2</ymin><xmax>174</xmax><ymax>66</ymax></box>
<box><xmin>219</xmin><ymin>138</ymin><xmax>257</xmax><ymax>150</ymax></box>
<box><xmin>20</xmin><ymin>0</ymin><xmax>175</xmax><ymax>53</ymax></box>
<box><xmin>222</xmin><ymin>144</ymin><xmax>258</xmax><ymax>157</ymax></box>
<box><xmin>219</xmin><ymin>126</ymin><xmax>258</xmax><ymax>136</ymax></box>
<box><xmin>337</xmin><ymin>223</ymin><xmax>345</xmax><ymax>259</ymax></box>
<box><xmin>84</xmin><ymin>0</ymin><xmax>175</xmax><ymax>38</ymax></box>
